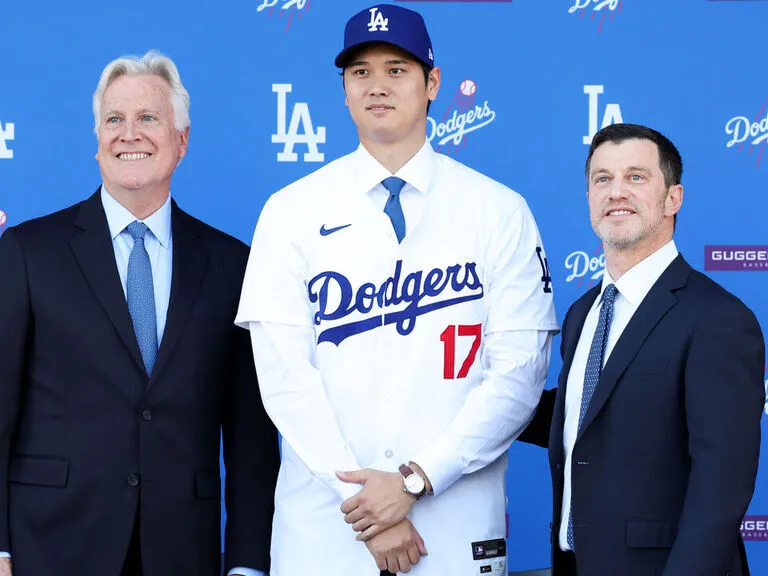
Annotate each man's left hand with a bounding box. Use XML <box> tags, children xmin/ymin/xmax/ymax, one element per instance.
<box><xmin>337</xmin><ymin>469</ymin><xmax>415</xmax><ymax>541</ymax></box>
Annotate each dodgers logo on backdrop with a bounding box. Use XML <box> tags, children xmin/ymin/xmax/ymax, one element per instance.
<box><xmin>427</xmin><ymin>80</ymin><xmax>496</xmax><ymax>155</ymax></box>
<box><xmin>704</xmin><ymin>246</ymin><xmax>768</xmax><ymax>271</ymax></box>
<box><xmin>307</xmin><ymin>259</ymin><xmax>484</xmax><ymax>346</ymax></box>
<box><xmin>257</xmin><ymin>0</ymin><xmax>308</xmax><ymax>31</ymax></box>
<box><xmin>583</xmin><ymin>85</ymin><xmax>623</xmax><ymax>145</ymax></box>
<box><xmin>725</xmin><ymin>99</ymin><xmax>768</xmax><ymax>168</ymax></box>
<box><xmin>0</xmin><ymin>120</ymin><xmax>15</xmax><ymax>159</ymax></box>
<box><xmin>272</xmin><ymin>84</ymin><xmax>326</xmax><ymax>163</ymax></box>
<box><xmin>0</xmin><ymin>210</ymin><xmax>7</xmax><ymax>235</ymax></box>
<box><xmin>569</xmin><ymin>0</ymin><xmax>622</xmax><ymax>33</ymax></box>
<box><xmin>565</xmin><ymin>245</ymin><xmax>605</xmax><ymax>288</ymax></box>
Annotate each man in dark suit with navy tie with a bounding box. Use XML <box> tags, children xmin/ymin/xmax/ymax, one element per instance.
<box><xmin>0</xmin><ymin>51</ymin><xmax>278</xmax><ymax>576</ymax></box>
<box><xmin>520</xmin><ymin>123</ymin><xmax>765</xmax><ymax>576</ymax></box>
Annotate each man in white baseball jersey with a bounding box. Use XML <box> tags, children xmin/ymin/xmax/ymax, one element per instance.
<box><xmin>236</xmin><ymin>4</ymin><xmax>558</xmax><ymax>574</ymax></box>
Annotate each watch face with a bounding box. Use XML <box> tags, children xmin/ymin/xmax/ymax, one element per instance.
<box><xmin>405</xmin><ymin>474</ymin><xmax>425</xmax><ymax>494</ymax></box>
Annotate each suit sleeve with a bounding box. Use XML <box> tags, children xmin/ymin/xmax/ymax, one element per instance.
<box><xmin>662</xmin><ymin>299</ymin><xmax>765</xmax><ymax>576</ymax></box>
<box><xmin>517</xmin><ymin>387</ymin><xmax>557</xmax><ymax>449</ymax></box>
<box><xmin>0</xmin><ymin>228</ymin><xmax>31</xmax><ymax>551</ymax></box>
<box><xmin>222</xmin><ymin>249</ymin><xmax>281</xmax><ymax>573</ymax></box>
<box><xmin>518</xmin><ymin>307</ymin><xmax>572</xmax><ymax>449</ymax></box>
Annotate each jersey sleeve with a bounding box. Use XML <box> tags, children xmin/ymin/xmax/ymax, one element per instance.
<box><xmin>235</xmin><ymin>196</ymin><xmax>313</xmax><ymax>328</ymax></box>
<box><xmin>485</xmin><ymin>197</ymin><xmax>559</xmax><ymax>334</ymax></box>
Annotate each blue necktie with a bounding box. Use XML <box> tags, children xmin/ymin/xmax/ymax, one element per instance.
<box><xmin>567</xmin><ymin>283</ymin><xmax>618</xmax><ymax>550</ymax></box>
<box><xmin>382</xmin><ymin>176</ymin><xmax>406</xmax><ymax>243</ymax></box>
<box><xmin>126</xmin><ymin>221</ymin><xmax>158</xmax><ymax>376</ymax></box>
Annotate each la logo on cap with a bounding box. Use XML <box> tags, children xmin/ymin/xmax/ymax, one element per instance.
<box><xmin>367</xmin><ymin>7</ymin><xmax>389</xmax><ymax>32</ymax></box>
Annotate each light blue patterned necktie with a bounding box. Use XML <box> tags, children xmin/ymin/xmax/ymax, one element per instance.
<box><xmin>567</xmin><ymin>283</ymin><xmax>618</xmax><ymax>550</ymax></box>
<box><xmin>126</xmin><ymin>221</ymin><xmax>158</xmax><ymax>376</ymax></box>
<box><xmin>382</xmin><ymin>176</ymin><xmax>406</xmax><ymax>243</ymax></box>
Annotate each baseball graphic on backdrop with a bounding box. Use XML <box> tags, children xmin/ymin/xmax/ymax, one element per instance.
<box><xmin>460</xmin><ymin>79</ymin><xmax>477</xmax><ymax>96</ymax></box>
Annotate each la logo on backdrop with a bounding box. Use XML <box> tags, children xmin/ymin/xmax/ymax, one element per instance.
<box><xmin>0</xmin><ymin>210</ymin><xmax>7</xmax><ymax>236</ymax></box>
<box><xmin>271</xmin><ymin>83</ymin><xmax>326</xmax><ymax>163</ymax></box>
<box><xmin>256</xmin><ymin>0</ymin><xmax>309</xmax><ymax>31</ymax></box>
<box><xmin>0</xmin><ymin>119</ymin><xmax>15</xmax><ymax>160</ymax></box>
<box><xmin>427</xmin><ymin>80</ymin><xmax>497</xmax><ymax>156</ymax></box>
<box><xmin>725</xmin><ymin>98</ymin><xmax>768</xmax><ymax>168</ymax></box>
<box><xmin>568</xmin><ymin>0</ymin><xmax>622</xmax><ymax>33</ymax></box>
<box><xmin>583</xmin><ymin>85</ymin><xmax>623</xmax><ymax>145</ymax></box>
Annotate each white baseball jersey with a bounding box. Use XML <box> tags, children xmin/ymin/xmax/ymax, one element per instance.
<box><xmin>236</xmin><ymin>141</ymin><xmax>558</xmax><ymax>575</ymax></box>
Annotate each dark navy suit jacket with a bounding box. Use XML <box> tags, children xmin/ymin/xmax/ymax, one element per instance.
<box><xmin>0</xmin><ymin>190</ymin><xmax>279</xmax><ymax>575</ymax></box>
<box><xmin>520</xmin><ymin>255</ymin><xmax>765</xmax><ymax>576</ymax></box>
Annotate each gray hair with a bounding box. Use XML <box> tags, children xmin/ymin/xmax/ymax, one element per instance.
<box><xmin>92</xmin><ymin>50</ymin><xmax>190</xmax><ymax>134</ymax></box>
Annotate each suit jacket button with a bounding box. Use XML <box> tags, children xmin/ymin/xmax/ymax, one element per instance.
<box><xmin>141</xmin><ymin>408</ymin><xmax>152</xmax><ymax>421</ymax></box>
<box><xmin>127</xmin><ymin>474</ymin><xmax>140</xmax><ymax>487</ymax></box>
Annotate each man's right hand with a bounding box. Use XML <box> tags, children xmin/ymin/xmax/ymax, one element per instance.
<box><xmin>0</xmin><ymin>557</ymin><xmax>12</xmax><ymax>576</ymax></box>
<box><xmin>364</xmin><ymin>518</ymin><xmax>427</xmax><ymax>573</ymax></box>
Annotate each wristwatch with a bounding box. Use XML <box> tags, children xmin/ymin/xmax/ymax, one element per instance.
<box><xmin>399</xmin><ymin>464</ymin><xmax>427</xmax><ymax>500</ymax></box>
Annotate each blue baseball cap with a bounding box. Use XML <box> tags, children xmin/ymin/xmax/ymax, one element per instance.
<box><xmin>335</xmin><ymin>4</ymin><xmax>435</xmax><ymax>69</ymax></box>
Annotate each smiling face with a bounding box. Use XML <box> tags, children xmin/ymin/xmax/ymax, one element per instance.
<box><xmin>96</xmin><ymin>74</ymin><xmax>189</xmax><ymax>202</ymax></box>
<box><xmin>587</xmin><ymin>138</ymin><xmax>682</xmax><ymax>256</ymax></box>
<box><xmin>343</xmin><ymin>43</ymin><xmax>439</xmax><ymax>150</ymax></box>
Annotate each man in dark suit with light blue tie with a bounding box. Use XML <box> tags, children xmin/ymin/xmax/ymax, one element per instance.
<box><xmin>0</xmin><ymin>51</ymin><xmax>278</xmax><ymax>576</ymax></box>
<box><xmin>520</xmin><ymin>123</ymin><xmax>765</xmax><ymax>576</ymax></box>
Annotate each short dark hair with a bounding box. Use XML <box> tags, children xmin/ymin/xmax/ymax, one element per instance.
<box><xmin>585</xmin><ymin>123</ymin><xmax>683</xmax><ymax>189</ymax></box>
<box><xmin>339</xmin><ymin>43</ymin><xmax>433</xmax><ymax>113</ymax></box>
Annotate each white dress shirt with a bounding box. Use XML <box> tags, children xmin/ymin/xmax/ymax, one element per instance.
<box><xmin>559</xmin><ymin>240</ymin><xmax>679</xmax><ymax>551</ymax></box>
<box><xmin>237</xmin><ymin>141</ymin><xmax>558</xmax><ymax>575</ymax></box>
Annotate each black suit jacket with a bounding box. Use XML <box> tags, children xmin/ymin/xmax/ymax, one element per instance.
<box><xmin>520</xmin><ymin>255</ymin><xmax>765</xmax><ymax>576</ymax></box>
<box><xmin>0</xmin><ymin>191</ymin><xmax>279</xmax><ymax>575</ymax></box>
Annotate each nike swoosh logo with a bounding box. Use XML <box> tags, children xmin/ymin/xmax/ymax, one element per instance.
<box><xmin>320</xmin><ymin>224</ymin><xmax>352</xmax><ymax>236</ymax></box>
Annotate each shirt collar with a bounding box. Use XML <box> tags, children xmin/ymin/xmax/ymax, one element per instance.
<box><xmin>100</xmin><ymin>185</ymin><xmax>172</xmax><ymax>248</ymax></box>
<box><xmin>600</xmin><ymin>240</ymin><xmax>679</xmax><ymax>308</ymax></box>
<box><xmin>352</xmin><ymin>139</ymin><xmax>435</xmax><ymax>196</ymax></box>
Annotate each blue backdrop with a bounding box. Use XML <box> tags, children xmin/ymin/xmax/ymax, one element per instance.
<box><xmin>1</xmin><ymin>0</ymin><xmax>767</xmax><ymax>571</ymax></box>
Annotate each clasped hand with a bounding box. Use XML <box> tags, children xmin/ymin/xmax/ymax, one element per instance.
<box><xmin>337</xmin><ymin>469</ymin><xmax>415</xmax><ymax>540</ymax></box>
<box><xmin>337</xmin><ymin>469</ymin><xmax>427</xmax><ymax>572</ymax></box>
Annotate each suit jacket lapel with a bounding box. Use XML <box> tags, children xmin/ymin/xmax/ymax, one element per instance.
<box><xmin>69</xmin><ymin>190</ymin><xmax>145</xmax><ymax>372</ymax></box>
<box><xmin>576</xmin><ymin>255</ymin><xmax>692</xmax><ymax>441</ymax></box>
<box><xmin>152</xmin><ymin>202</ymin><xmax>208</xmax><ymax>380</ymax></box>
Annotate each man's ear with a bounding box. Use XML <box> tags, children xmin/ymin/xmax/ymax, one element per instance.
<box><xmin>665</xmin><ymin>184</ymin><xmax>683</xmax><ymax>217</ymax></box>
<box><xmin>427</xmin><ymin>66</ymin><xmax>441</xmax><ymax>102</ymax></box>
